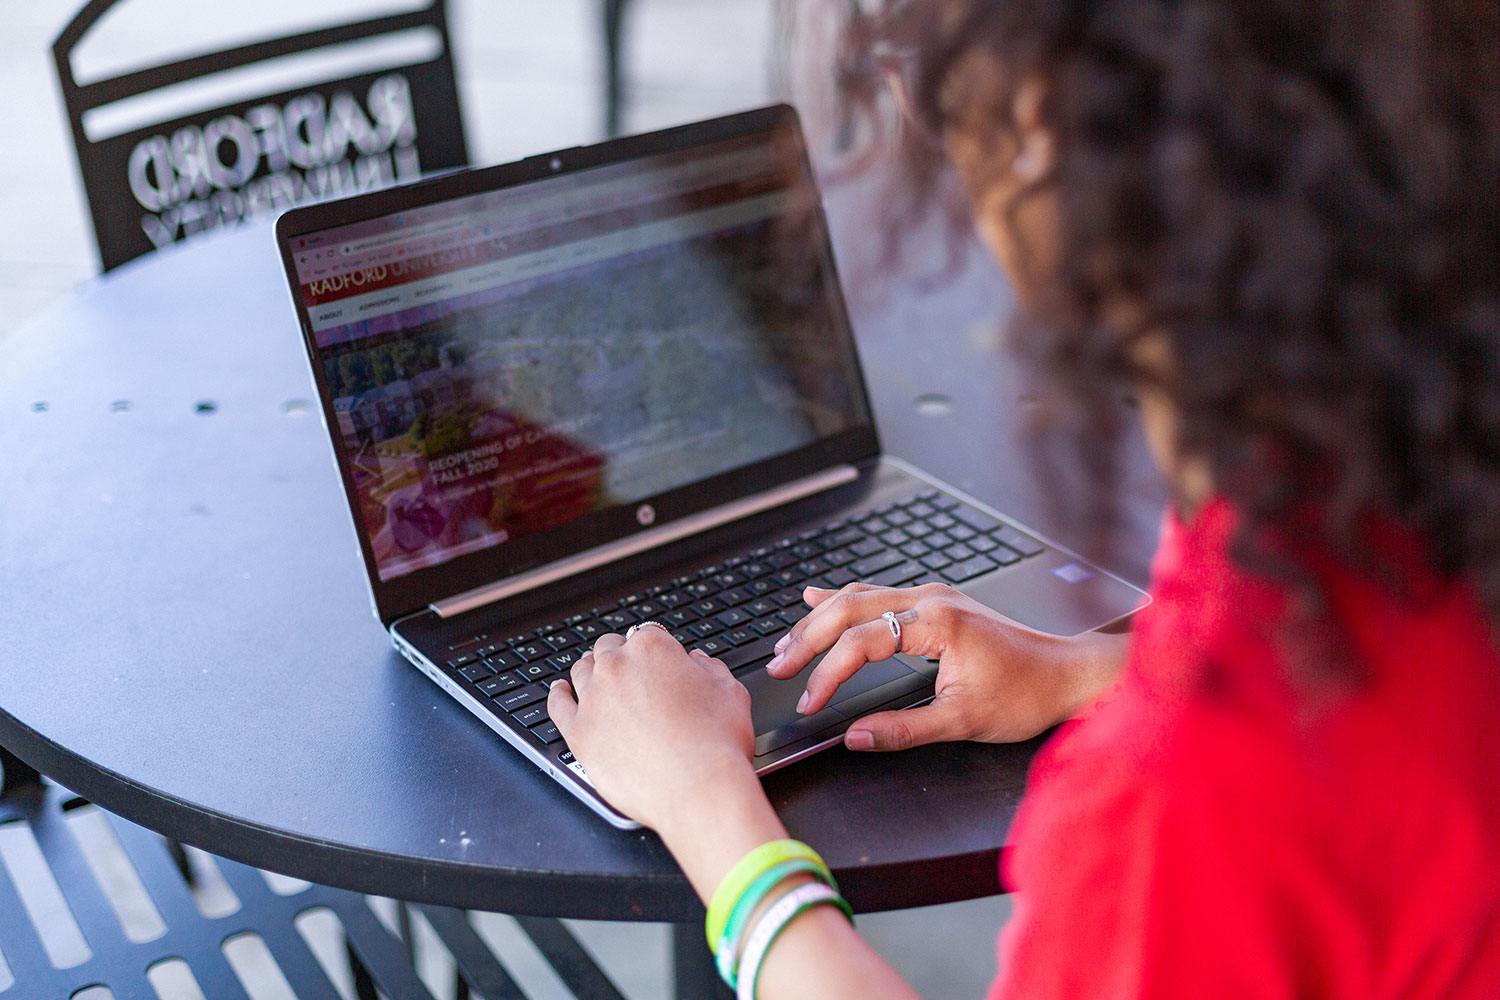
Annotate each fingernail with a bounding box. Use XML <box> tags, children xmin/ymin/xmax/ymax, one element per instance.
<box><xmin>845</xmin><ymin>729</ymin><xmax>874</xmax><ymax>751</ymax></box>
<box><xmin>766</xmin><ymin>654</ymin><xmax>784</xmax><ymax>672</ymax></box>
<box><xmin>773</xmin><ymin>634</ymin><xmax>791</xmax><ymax>652</ymax></box>
<box><xmin>805</xmin><ymin>585</ymin><xmax>831</xmax><ymax>595</ymax></box>
<box><xmin>795</xmin><ymin>691</ymin><xmax>809</xmax><ymax>714</ymax></box>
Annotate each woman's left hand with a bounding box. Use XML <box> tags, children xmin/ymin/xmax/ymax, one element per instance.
<box><xmin>548</xmin><ymin>627</ymin><xmax>757</xmax><ymax>832</ymax></box>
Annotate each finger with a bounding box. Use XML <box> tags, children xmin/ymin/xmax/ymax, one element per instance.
<box><xmin>769</xmin><ymin>583</ymin><xmax>924</xmax><ymax>677</ymax></box>
<box><xmin>592</xmin><ymin>633</ymin><xmax>626</xmax><ymax>654</ymax></box>
<box><xmin>547</xmin><ymin>679</ymin><xmax>579</xmax><ymax>738</ymax></box>
<box><xmin>797</xmin><ymin>618</ymin><xmax>902</xmax><ymax>714</ymax></box>
<box><xmin>689</xmin><ymin>646</ymin><xmax>731</xmax><ymax>678</ymax></box>
<box><xmin>842</xmin><ymin>699</ymin><xmax>969</xmax><ymax>752</ymax></box>
<box><xmin>570</xmin><ymin>652</ymin><xmax>595</xmax><ymax>695</ymax></box>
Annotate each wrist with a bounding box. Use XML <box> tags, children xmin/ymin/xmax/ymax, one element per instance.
<box><xmin>653</xmin><ymin>758</ymin><xmax>790</xmax><ymax>905</ymax></box>
<box><xmin>1057</xmin><ymin>630</ymin><xmax>1128</xmax><ymax>720</ymax></box>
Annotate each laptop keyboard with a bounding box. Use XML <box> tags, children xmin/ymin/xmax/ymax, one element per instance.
<box><xmin>438</xmin><ymin>490</ymin><xmax>1045</xmax><ymax>761</ymax></box>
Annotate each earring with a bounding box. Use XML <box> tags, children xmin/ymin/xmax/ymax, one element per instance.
<box><xmin>1012</xmin><ymin>134</ymin><xmax>1051</xmax><ymax>181</ymax></box>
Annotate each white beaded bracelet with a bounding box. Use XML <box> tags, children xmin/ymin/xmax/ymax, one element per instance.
<box><xmin>734</xmin><ymin>881</ymin><xmax>847</xmax><ymax>1000</ymax></box>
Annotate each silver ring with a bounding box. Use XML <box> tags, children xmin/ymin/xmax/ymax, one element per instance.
<box><xmin>881</xmin><ymin>610</ymin><xmax>902</xmax><ymax>648</ymax></box>
<box><xmin>624</xmin><ymin>620</ymin><xmax>671</xmax><ymax>640</ymax></box>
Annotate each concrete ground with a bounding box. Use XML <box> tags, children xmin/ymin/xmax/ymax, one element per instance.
<box><xmin>0</xmin><ymin>1</ymin><xmax>1012</xmax><ymax>996</ymax></box>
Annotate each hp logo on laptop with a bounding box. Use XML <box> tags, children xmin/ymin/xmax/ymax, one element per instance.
<box><xmin>636</xmin><ymin>504</ymin><xmax>656</xmax><ymax>527</ymax></box>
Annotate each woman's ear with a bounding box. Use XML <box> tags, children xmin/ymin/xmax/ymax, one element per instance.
<box><xmin>1010</xmin><ymin>78</ymin><xmax>1053</xmax><ymax>181</ymax></box>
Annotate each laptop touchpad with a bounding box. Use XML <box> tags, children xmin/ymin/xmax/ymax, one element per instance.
<box><xmin>741</xmin><ymin>654</ymin><xmax>931</xmax><ymax>755</ymax></box>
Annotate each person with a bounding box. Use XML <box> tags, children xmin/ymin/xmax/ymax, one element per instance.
<box><xmin>548</xmin><ymin>0</ymin><xmax>1500</xmax><ymax>996</ymax></box>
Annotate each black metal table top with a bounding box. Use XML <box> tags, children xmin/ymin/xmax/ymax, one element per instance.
<box><xmin>0</xmin><ymin>203</ymin><xmax>1163</xmax><ymax>922</ymax></box>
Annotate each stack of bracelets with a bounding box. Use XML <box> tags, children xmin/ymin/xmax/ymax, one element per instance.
<box><xmin>706</xmin><ymin>839</ymin><xmax>855</xmax><ymax>998</ymax></box>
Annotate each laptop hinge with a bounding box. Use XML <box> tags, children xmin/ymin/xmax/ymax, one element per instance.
<box><xmin>429</xmin><ymin>464</ymin><xmax>860</xmax><ymax>619</ymax></box>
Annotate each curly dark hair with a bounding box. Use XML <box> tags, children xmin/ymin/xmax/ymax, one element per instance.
<box><xmin>831</xmin><ymin>0</ymin><xmax>1500</xmax><ymax>649</ymax></box>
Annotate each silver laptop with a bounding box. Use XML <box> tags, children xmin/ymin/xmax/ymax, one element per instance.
<box><xmin>275</xmin><ymin>105</ymin><xmax>1147</xmax><ymax>829</ymax></box>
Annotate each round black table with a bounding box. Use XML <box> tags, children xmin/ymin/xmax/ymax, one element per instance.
<box><xmin>0</xmin><ymin>207</ymin><xmax>1163</xmax><ymax>927</ymax></box>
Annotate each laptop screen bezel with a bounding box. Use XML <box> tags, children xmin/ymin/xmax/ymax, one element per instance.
<box><xmin>275</xmin><ymin>104</ymin><xmax>881</xmax><ymax>625</ymax></box>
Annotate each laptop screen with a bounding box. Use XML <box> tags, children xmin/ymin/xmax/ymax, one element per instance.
<box><xmin>284</xmin><ymin>109</ymin><xmax>873</xmax><ymax>593</ymax></box>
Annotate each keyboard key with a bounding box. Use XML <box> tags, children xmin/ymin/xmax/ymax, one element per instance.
<box><xmin>514</xmin><ymin>704</ymin><xmax>548</xmax><ymax>728</ymax></box>
<box><xmin>518</xmin><ymin>661</ymin><xmax>554</xmax><ymax>682</ymax></box>
<box><xmin>929</xmin><ymin>513</ymin><xmax>958</xmax><ymax>530</ymax></box>
<box><xmin>945</xmin><ymin>524</ymin><xmax>978</xmax><ymax>542</ymax></box>
<box><xmin>988</xmin><ymin>544</ymin><xmax>1021</xmax><ymax>566</ymax></box>
<box><xmin>821</xmin><ymin>547</ymin><xmax>857</xmax><ymax>567</ymax></box>
<box><xmin>869</xmin><ymin>561</ymin><xmax>924</xmax><ymax>587</ymax></box>
<box><xmin>483</xmin><ymin>650</ymin><xmax>521</xmax><ymax>670</ymax></box>
<box><xmin>529</xmin><ymin>721</ymin><xmax>563</xmax><ymax>745</ymax></box>
<box><xmin>663</xmin><ymin>607</ymin><xmax>699</xmax><ymax>627</ymax></box>
<box><xmin>849</xmin><ymin>538</ymin><xmax>885</xmax><ymax>558</ymax></box>
<box><xmin>919</xmin><ymin>552</ymin><xmax>954</xmax><ymax>571</ymax></box>
<box><xmin>951</xmin><ymin>507</ymin><xmax>1004</xmax><ymax>533</ymax></box>
<box><xmin>740</xmin><ymin>561</ymin><xmax>773</xmax><ymax>579</ymax></box>
<box><xmin>746</xmin><ymin>578</ymin><xmax>777</xmax><ymax>595</ymax></box>
<box><xmin>823</xmin><ymin>567</ymin><xmax>858</xmax><ymax>587</ymax></box>
<box><xmin>776</xmin><ymin>607</ymin><xmax>806</xmax><ymax>627</ymax></box>
<box><xmin>600</xmin><ymin>610</ymin><xmax>638</xmax><ymax>630</ymax></box>
<box><xmin>745</xmin><ymin>597</ymin><xmax>778</xmax><ymax>618</ymax></box>
<box><xmin>447</xmin><ymin>652</ymin><xmax>478</xmax><ymax>668</ymax></box>
<box><xmin>993</xmin><ymin>526</ymin><xmax>1045</xmax><ymax>557</ymax></box>
<box><xmin>849</xmin><ymin>550</ymin><xmax>903</xmax><ymax>578</ymax></box>
<box><xmin>799</xmin><ymin>556</ymin><xmax>833</xmax><ymax>576</ymax></box>
<box><xmin>511</xmin><ymin>641</ymin><xmax>549</xmax><ymax>662</ymax></box>
<box><xmin>686</xmin><ymin>581</ymin><xmax>716</xmax><ymax>599</ymax></box>
<box><xmin>716</xmin><ymin>608</ymin><xmax>751</xmax><ymax>628</ymax></box>
<box><xmin>696</xmin><ymin>636</ymin><xmax>733</xmax><ymax>656</ymax></box>
<box><xmin>548</xmin><ymin>649</ymin><xmax>582</xmax><ymax>670</ymax></box>
<box><xmin>931</xmin><ymin>495</ymin><xmax>961</xmax><ymax>511</ymax></box>
<box><xmin>573</xmin><ymin>621</ymin><xmax>604</xmax><ymax>642</ymax></box>
<box><xmin>770</xmin><ymin>588</ymin><xmax>805</xmax><ymax>607</ymax></box>
<box><xmin>478</xmin><ymin>672</ymin><xmax>523</xmax><ymax>697</ymax></box>
<box><xmin>497</xmin><ymin>684</ymin><xmax>548</xmax><ymax>713</ymax></box>
<box><xmin>907</xmin><ymin>501</ymin><xmax>936</xmax><ymax>519</ymax></box>
<box><xmin>822</xmin><ymin>528</ymin><xmax>864</xmax><ymax>549</ymax></box>
<box><xmin>721</xmin><ymin>636</ymin><xmax>779</xmax><ymax>671</ymax></box>
<box><xmin>764</xmin><ymin>550</ymin><xmax>798</xmax><ymax>570</ymax></box>
<box><xmin>689</xmin><ymin>620</ymin><xmax>722</xmax><ymax>638</ymax></box>
<box><xmin>941</xmin><ymin>555</ymin><xmax>1001</xmax><ymax>583</ymax></box>
<box><xmin>719</xmin><ymin>588</ymin><xmax>751</xmax><ymax>607</ymax></box>
<box><xmin>905</xmin><ymin>520</ymin><xmax>936</xmax><ymax>539</ymax></box>
<box><xmin>724</xmin><ymin>627</ymin><xmax>757</xmax><ymax>646</ymax></box>
<box><xmin>941</xmin><ymin>543</ymin><xmax>978</xmax><ymax>562</ymax></box>
<box><xmin>671</xmin><ymin>630</ymin><xmax>695</xmax><ymax>645</ymax></box>
<box><xmin>884</xmin><ymin>509</ymin><xmax>913</xmax><ymax>526</ymax></box>
<box><xmin>692</xmin><ymin>598</ymin><xmax>724</xmax><ymax>616</ymax></box>
<box><xmin>751</xmin><ymin>617</ymin><xmax>783</xmax><ymax>636</ymax></box>
<box><xmin>543</xmin><ymin>632</ymin><xmax>578</xmax><ymax>652</ymax></box>
<box><xmin>900</xmin><ymin>540</ymin><xmax>932</xmax><ymax>559</ymax></box>
<box><xmin>458</xmin><ymin>663</ymin><xmax>495</xmax><ymax>683</ymax></box>
<box><xmin>772</xmin><ymin>569</ymin><xmax>803</xmax><ymax>588</ymax></box>
<box><xmin>633</xmin><ymin>601</ymin><xmax>665</xmax><ymax>619</ymax></box>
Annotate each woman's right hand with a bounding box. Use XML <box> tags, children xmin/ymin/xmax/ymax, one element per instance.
<box><xmin>766</xmin><ymin>582</ymin><xmax>1128</xmax><ymax>750</ymax></box>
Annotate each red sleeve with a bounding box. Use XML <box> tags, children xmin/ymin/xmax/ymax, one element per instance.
<box><xmin>987</xmin><ymin>708</ymin><xmax>1320</xmax><ymax>1000</ymax></box>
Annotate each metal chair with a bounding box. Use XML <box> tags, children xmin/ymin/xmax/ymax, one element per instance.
<box><xmin>53</xmin><ymin>0</ymin><xmax>470</xmax><ymax>272</ymax></box>
<box><xmin>0</xmin><ymin>746</ymin><xmax>626</xmax><ymax>1000</ymax></box>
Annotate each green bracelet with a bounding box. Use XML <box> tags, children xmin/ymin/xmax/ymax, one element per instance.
<box><xmin>715</xmin><ymin>858</ymin><xmax>830</xmax><ymax>986</ymax></box>
<box><xmin>705</xmin><ymin>839</ymin><xmax>829</xmax><ymax>949</ymax></box>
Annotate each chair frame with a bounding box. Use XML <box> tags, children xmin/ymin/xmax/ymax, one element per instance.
<box><xmin>53</xmin><ymin>0</ymin><xmax>469</xmax><ymax>271</ymax></box>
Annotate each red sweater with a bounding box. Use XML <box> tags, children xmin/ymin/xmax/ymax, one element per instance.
<box><xmin>991</xmin><ymin>501</ymin><xmax>1500</xmax><ymax>999</ymax></box>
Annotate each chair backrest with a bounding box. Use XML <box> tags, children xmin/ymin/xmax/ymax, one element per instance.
<box><xmin>54</xmin><ymin>0</ymin><xmax>470</xmax><ymax>272</ymax></box>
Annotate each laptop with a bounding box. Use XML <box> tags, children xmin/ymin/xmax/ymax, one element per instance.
<box><xmin>274</xmin><ymin>104</ymin><xmax>1147</xmax><ymax>829</ymax></box>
